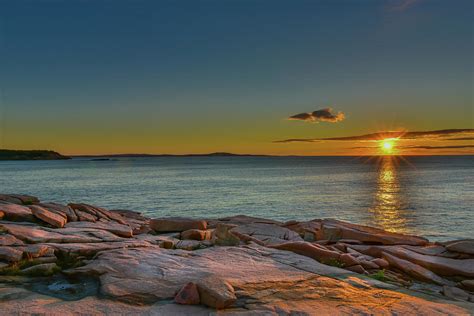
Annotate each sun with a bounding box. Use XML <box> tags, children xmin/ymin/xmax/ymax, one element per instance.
<box><xmin>380</xmin><ymin>139</ymin><xmax>396</xmax><ymax>155</ymax></box>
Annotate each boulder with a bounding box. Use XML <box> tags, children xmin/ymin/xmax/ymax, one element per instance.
<box><xmin>39</xmin><ymin>203</ymin><xmax>78</xmax><ymax>222</ymax></box>
<box><xmin>372</xmin><ymin>258</ymin><xmax>389</xmax><ymax>269</ymax></box>
<box><xmin>345</xmin><ymin>265</ymin><xmax>367</xmax><ymax>274</ymax></box>
<box><xmin>229</xmin><ymin>223</ymin><xmax>303</xmax><ymax>246</ymax></box>
<box><xmin>269</xmin><ymin>241</ymin><xmax>340</xmax><ymax>263</ymax></box>
<box><xmin>74</xmin><ymin>209</ymin><xmax>97</xmax><ymax>222</ymax></box>
<box><xmin>442</xmin><ymin>286</ymin><xmax>470</xmax><ymax>302</ymax></box>
<box><xmin>0</xmin><ymin>246</ymin><xmax>23</xmax><ymax>262</ymax></box>
<box><xmin>174</xmin><ymin>282</ymin><xmax>200</xmax><ymax>305</ymax></box>
<box><xmin>197</xmin><ymin>276</ymin><xmax>236</xmax><ymax>309</ymax></box>
<box><xmin>150</xmin><ymin>218</ymin><xmax>207</xmax><ymax>233</ymax></box>
<box><xmin>360</xmin><ymin>260</ymin><xmax>379</xmax><ymax>270</ymax></box>
<box><xmin>65</xmin><ymin>221</ymin><xmax>133</xmax><ymax>238</ymax></box>
<box><xmin>319</xmin><ymin>219</ymin><xmax>428</xmax><ymax>246</ymax></box>
<box><xmin>0</xmin><ymin>194</ymin><xmax>23</xmax><ymax>204</ymax></box>
<box><xmin>459</xmin><ymin>280</ymin><xmax>474</xmax><ymax>292</ymax></box>
<box><xmin>339</xmin><ymin>253</ymin><xmax>360</xmax><ymax>267</ymax></box>
<box><xmin>0</xmin><ymin>204</ymin><xmax>34</xmax><ymax>222</ymax></box>
<box><xmin>176</xmin><ymin>240</ymin><xmax>202</xmax><ymax>251</ymax></box>
<box><xmin>0</xmin><ymin>234</ymin><xmax>25</xmax><ymax>246</ymax></box>
<box><xmin>181</xmin><ymin>229</ymin><xmax>212</xmax><ymax>241</ymax></box>
<box><xmin>7</xmin><ymin>194</ymin><xmax>39</xmax><ymax>205</ymax></box>
<box><xmin>213</xmin><ymin>224</ymin><xmax>240</xmax><ymax>246</ymax></box>
<box><xmin>445</xmin><ymin>240</ymin><xmax>474</xmax><ymax>255</ymax></box>
<box><xmin>23</xmin><ymin>244</ymin><xmax>54</xmax><ymax>259</ymax></box>
<box><xmin>381</xmin><ymin>252</ymin><xmax>451</xmax><ymax>286</ymax></box>
<box><xmin>211</xmin><ymin>215</ymin><xmax>282</xmax><ymax>227</ymax></box>
<box><xmin>29</xmin><ymin>205</ymin><xmax>67</xmax><ymax>228</ymax></box>
<box><xmin>21</xmin><ymin>263</ymin><xmax>59</xmax><ymax>276</ymax></box>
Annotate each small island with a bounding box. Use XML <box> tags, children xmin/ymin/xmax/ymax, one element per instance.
<box><xmin>0</xmin><ymin>150</ymin><xmax>70</xmax><ymax>161</ymax></box>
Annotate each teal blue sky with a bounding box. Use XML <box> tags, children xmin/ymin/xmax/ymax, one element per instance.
<box><xmin>0</xmin><ymin>0</ymin><xmax>472</xmax><ymax>155</ymax></box>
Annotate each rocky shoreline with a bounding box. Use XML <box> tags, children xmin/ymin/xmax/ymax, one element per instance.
<box><xmin>0</xmin><ymin>194</ymin><xmax>473</xmax><ymax>315</ymax></box>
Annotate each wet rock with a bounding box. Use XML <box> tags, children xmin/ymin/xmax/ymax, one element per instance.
<box><xmin>0</xmin><ymin>204</ymin><xmax>34</xmax><ymax>222</ymax></box>
<box><xmin>319</xmin><ymin>219</ymin><xmax>428</xmax><ymax>246</ymax></box>
<box><xmin>0</xmin><ymin>246</ymin><xmax>23</xmax><ymax>262</ymax></box>
<box><xmin>213</xmin><ymin>223</ymin><xmax>240</xmax><ymax>246</ymax></box>
<box><xmin>445</xmin><ymin>240</ymin><xmax>474</xmax><ymax>255</ymax></box>
<box><xmin>65</xmin><ymin>221</ymin><xmax>133</xmax><ymax>238</ymax></box>
<box><xmin>29</xmin><ymin>205</ymin><xmax>67</xmax><ymax>228</ymax></box>
<box><xmin>181</xmin><ymin>229</ymin><xmax>213</xmax><ymax>241</ymax></box>
<box><xmin>382</xmin><ymin>252</ymin><xmax>452</xmax><ymax>286</ymax></box>
<box><xmin>197</xmin><ymin>276</ymin><xmax>236</xmax><ymax>309</ymax></box>
<box><xmin>442</xmin><ymin>285</ymin><xmax>470</xmax><ymax>302</ymax></box>
<box><xmin>21</xmin><ymin>263</ymin><xmax>59</xmax><ymax>276</ymax></box>
<box><xmin>174</xmin><ymin>282</ymin><xmax>200</xmax><ymax>305</ymax></box>
<box><xmin>230</xmin><ymin>223</ymin><xmax>303</xmax><ymax>246</ymax></box>
<box><xmin>269</xmin><ymin>241</ymin><xmax>340</xmax><ymax>263</ymax></box>
<box><xmin>339</xmin><ymin>253</ymin><xmax>360</xmax><ymax>267</ymax></box>
<box><xmin>150</xmin><ymin>217</ymin><xmax>207</xmax><ymax>233</ymax></box>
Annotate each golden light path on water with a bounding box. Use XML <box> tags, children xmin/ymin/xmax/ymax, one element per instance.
<box><xmin>369</xmin><ymin>156</ymin><xmax>409</xmax><ymax>234</ymax></box>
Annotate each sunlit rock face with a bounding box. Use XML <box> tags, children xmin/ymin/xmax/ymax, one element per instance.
<box><xmin>0</xmin><ymin>193</ymin><xmax>473</xmax><ymax>315</ymax></box>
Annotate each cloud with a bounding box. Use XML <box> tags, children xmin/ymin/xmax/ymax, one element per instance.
<box><xmin>402</xmin><ymin>145</ymin><xmax>474</xmax><ymax>150</ymax></box>
<box><xmin>388</xmin><ymin>0</ymin><xmax>420</xmax><ymax>12</ymax></box>
<box><xmin>274</xmin><ymin>128</ymin><xmax>474</xmax><ymax>143</ymax></box>
<box><xmin>289</xmin><ymin>108</ymin><xmax>345</xmax><ymax>123</ymax></box>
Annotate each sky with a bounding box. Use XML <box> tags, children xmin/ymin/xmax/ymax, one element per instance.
<box><xmin>0</xmin><ymin>0</ymin><xmax>473</xmax><ymax>156</ymax></box>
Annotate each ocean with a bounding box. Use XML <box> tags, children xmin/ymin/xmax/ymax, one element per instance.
<box><xmin>1</xmin><ymin>156</ymin><xmax>472</xmax><ymax>241</ymax></box>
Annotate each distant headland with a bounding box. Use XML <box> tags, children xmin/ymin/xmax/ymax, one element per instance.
<box><xmin>0</xmin><ymin>150</ymin><xmax>71</xmax><ymax>161</ymax></box>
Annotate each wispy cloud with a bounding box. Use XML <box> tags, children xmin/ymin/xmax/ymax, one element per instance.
<box><xmin>387</xmin><ymin>0</ymin><xmax>421</xmax><ymax>12</ymax></box>
<box><xmin>403</xmin><ymin>145</ymin><xmax>474</xmax><ymax>150</ymax></box>
<box><xmin>288</xmin><ymin>108</ymin><xmax>345</xmax><ymax>123</ymax></box>
<box><xmin>274</xmin><ymin>129</ymin><xmax>474</xmax><ymax>143</ymax></box>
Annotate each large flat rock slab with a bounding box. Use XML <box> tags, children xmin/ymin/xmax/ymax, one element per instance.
<box><xmin>67</xmin><ymin>245</ymin><xmax>471</xmax><ymax>314</ymax></box>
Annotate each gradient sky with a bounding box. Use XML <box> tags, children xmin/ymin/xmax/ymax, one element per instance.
<box><xmin>0</xmin><ymin>0</ymin><xmax>473</xmax><ymax>155</ymax></box>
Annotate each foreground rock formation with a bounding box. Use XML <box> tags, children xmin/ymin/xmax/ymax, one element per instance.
<box><xmin>0</xmin><ymin>194</ymin><xmax>473</xmax><ymax>315</ymax></box>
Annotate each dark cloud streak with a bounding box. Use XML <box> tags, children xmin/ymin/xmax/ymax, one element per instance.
<box><xmin>274</xmin><ymin>129</ymin><xmax>474</xmax><ymax>143</ymax></box>
<box><xmin>289</xmin><ymin>108</ymin><xmax>345</xmax><ymax>123</ymax></box>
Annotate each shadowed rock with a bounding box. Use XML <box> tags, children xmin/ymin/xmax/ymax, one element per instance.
<box><xmin>0</xmin><ymin>204</ymin><xmax>34</xmax><ymax>222</ymax></box>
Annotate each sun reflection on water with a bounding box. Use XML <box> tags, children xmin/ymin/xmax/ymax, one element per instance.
<box><xmin>369</xmin><ymin>157</ymin><xmax>409</xmax><ymax>233</ymax></box>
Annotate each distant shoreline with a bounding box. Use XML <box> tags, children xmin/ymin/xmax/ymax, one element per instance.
<box><xmin>1</xmin><ymin>149</ymin><xmax>473</xmax><ymax>161</ymax></box>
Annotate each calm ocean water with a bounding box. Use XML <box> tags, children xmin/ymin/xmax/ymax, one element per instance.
<box><xmin>1</xmin><ymin>156</ymin><xmax>473</xmax><ymax>241</ymax></box>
